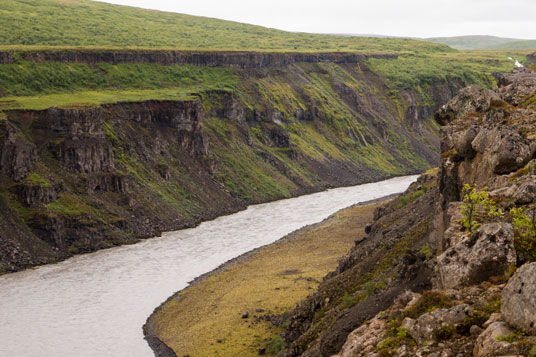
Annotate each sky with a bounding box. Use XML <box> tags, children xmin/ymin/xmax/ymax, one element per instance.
<box><xmin>95</xmin><ymin>0</ymin><xmax>536</xmax><ymax>39</ymax></box>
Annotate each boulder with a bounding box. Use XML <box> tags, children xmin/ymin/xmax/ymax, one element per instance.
<box><xmin>335</xmin><ymin>313</ymin><xmax>387</xmax><ymax>357</ymax></box>
<box><xmin>437</xmin><ymin>223</ymin><xmax>516</xmax><ymax>289</ymax></box>
<box><xmin>496</xmin><ymin>67</ymin><xmax>536</xmax><ymax>106</ymax></box>
<box><xmin>473</xmin><ymin>322</ymin><xmax>516</xmax><ymax>357</ymax></box>
<box><xmin>501</xmin><ymin>263</ymin><xmax>536</xmax><ymax>334</ymax></box>
<box><xmin>435</xmin><ymin>86</ymin><xmax>500</xmax><ymax>126</ymax></box>
<box><xmin>512</xmin><ymin>178</ymin><xmax>536</xmax><ymax>204</ymax></box>
<box><xmin>402</xmin><ymin>304</ymin><xmax>473</xmax><ymax>344</ymax></box>
<box><xmin>452</xmin><ymin>127</ymin><xmax>479</xmax><ymax>159</ymax></box>
<box><xmin>471</xmin><ymin>129</ymin><xmax>535</xmax><ymax>175</ymax></box>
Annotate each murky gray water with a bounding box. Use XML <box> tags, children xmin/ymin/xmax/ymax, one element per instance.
<box><xmin>0</xmin><ymin>175</ymin><xmax>417</xmax><ymax>357</ymax></box>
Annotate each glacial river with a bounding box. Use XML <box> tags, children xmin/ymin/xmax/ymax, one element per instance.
<box><xmin>0</xmin><ymin>175</ymin><xmax>417</xmax><ymax>357</ymax></box>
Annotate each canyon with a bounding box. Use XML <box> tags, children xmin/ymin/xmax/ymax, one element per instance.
<box><xmin>0</xmin><ymin>50</ymin><xmax>464</xmax><ymax>273</ymax></box>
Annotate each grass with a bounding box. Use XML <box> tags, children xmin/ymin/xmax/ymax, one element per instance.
<box><xmin>150</xmin><ymin>201</ymin><xmax>382</xmax><ymax>356</ymax></box>
<box><xmin>0</xmin><ymin>88</ymin><xmax>200</xmax><ymax>110</ymax></box>
<box><xmin>365</xmin><ymin>51</ymin><xmax>528</xmax><ymax>90</ymax></box>
<box><xmin>426</xmin><ymin>36</ymin><xmax>536</xmax><ymax>50</ymax></box>
<box><xmin>0</xmin><ymin>0</ymin><xmax>453</xmax><ymax>53</ymax></box>
<box><xmin>24</xmin><ymin>172</ymin><xmax>51</xmax><ymax>187</ymax></box>
<box><xmin>0</xmin><ymin>60</ymin><xmax>237</xmax><ymax>97</ymax></box>
<box><xmin>0</xmin><ymin>60</ymin><xmax>237</xmax><ymax>109</ymax></box>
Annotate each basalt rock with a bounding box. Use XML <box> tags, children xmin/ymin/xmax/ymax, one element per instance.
<box><xmin>0</xmin><ymin>122</ymin><xmax>38</xmax><ymax>181</ymax></box>
<box><xmin>435</xmin><ymin>86</ymin><xmax>500</xmax><ymax>126</ymax></box>
<box><xmin>402</xmin><ymin>304</ymin><xmax>474</xmax><ymax>344</ymax></box>
<box><xmin>87</xmin><ymin>173</ymin><xmax>128</xmax><ymax>194</ymax></box>
<box><xmin>4</xmin><ymin>49</ymin><xmax>397</xmax><ymax>68</ymax></box>
<box><xmin>474</xmin><ymin>128</ymin><xmax>536</xmax><ymax>174</ymax></box>
<box><xmin>495</xmin><ymin>67</ymin><xmax>536</xmax><ymax>106</ymax></box>
<box><xmin>53</xmin><ymin>138</ymin><xmax>115</xmax><ymax>174</ymax></box>
<box><xmin>266</xmin><ymin>125</ymin><xmax>291</xmax><ymax>148</ymax></box>
<box><xmin>473</xmin><ymin>322</ymin><xmax>516</xmax><ymax>357</ymax></box>
<box><xmin>14</xmin><ymin>183</ymin><xmax>62</xmax><ymax>206</ymax></box>
<box><xmin>437</xmin><ymin>223</ymin><xmax>516</xmax><ymax>289</ymax></box>
<box><xmin>501</xmin><ymin>263</ymin><xmax>536</xmax><ymax>334</ymax></box>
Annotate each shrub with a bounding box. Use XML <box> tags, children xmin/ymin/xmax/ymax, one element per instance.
<box><xmin>266</xmin><ymin>336</ymin><xmax>285</xmax><ymax>355</ymax></box>
<box><xmin>510</xmin><ymin>206</ymin><xmax>536</xmax><ymax>259</ymax></box>
<box><xmin>460</xmin><ymin>184</ymin><xmax>502</xmax><ymax>232</ymax></box>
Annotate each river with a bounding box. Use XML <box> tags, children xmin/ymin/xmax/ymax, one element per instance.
<box><xmin>0</xmin><ymin>175</ymin><xmax>417</xmax><ymax>357</ymax></box>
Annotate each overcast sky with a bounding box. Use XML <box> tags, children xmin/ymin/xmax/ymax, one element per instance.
<box><xmin>96</xmin><ymin>0</ymin><xmax>536</xmax><ymax>39</ymax></box>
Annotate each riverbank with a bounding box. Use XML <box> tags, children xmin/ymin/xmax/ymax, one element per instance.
<box><xmin>144</xmin><ymin>196</ymin><xmax>392</xmax><ymax>356</ymax></box>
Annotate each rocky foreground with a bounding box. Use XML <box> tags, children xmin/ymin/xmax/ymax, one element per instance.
<box><xmin>280</xmin><ymin>67</ymin><xmax>536</xmax><ymax>356</ymax></box>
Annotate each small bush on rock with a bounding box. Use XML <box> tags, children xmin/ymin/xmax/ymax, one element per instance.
<box><xmin>460</xmin><ymin>184</ymin><xmax>502</xmax><ymax>232</ymax></box>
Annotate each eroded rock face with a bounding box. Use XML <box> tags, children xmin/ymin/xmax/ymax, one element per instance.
<box><xmin>402</xmin><ymin>304</ymin><xmax>473</xmax><ymax>345</ymax></box>
<box><xmin>8</xmin><ymin>49</ymin><xmax>396</xmax><ymax>68</ymax></box>
<box><xmin>501</xmin><ymin>263</ymin><xmax>536</xmax><ymax>334</ymax></box>
<box><xmin>0</xmin><ymin>123</ymin><xmax>38</xmax><ymax>181</ymax></box>
<box><xmin>335</xmin><ymin>312</ymin><xmax>387</xmax><ymax>357</ymax></box>
<box><xmin>54</xmin><ymin>138</ymin><xmax>115</xmax><ymax>174</ymax></box>
<box><xmin>14</xmin><ymin>184</ymin><xmax>62</xmax><ymax>206</ymax></box>
<box><xmin>435</xmin><ymin>86</ymin><xmax>500</xmax><ymax>126</ymax></box>
<box><xmin>437</xmin><ymin>223</ymin><xmax>516</xmax><ymax>289</ymax></box>
<box><xmin>473</xmin><ymin>322</ymin><xmax>516</xmax><ymax>357</ymax></box>
<box><xmin>495</xmin><ymin>67</ymin><xmax>536</xmax><ymax>106</ymax></box>
<box><xmin>87</xmin><ymin>173</ymin><xmax>128</xmax><ymax>194</ymax></box>
<box><xmin>471</xmin><ymin>128</ymin><xmax>536</xmax><ymax>174</ymax></box>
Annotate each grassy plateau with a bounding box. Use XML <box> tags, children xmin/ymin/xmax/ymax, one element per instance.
<box><xmin>0</xmin><ymin>0</ymin><xmax>531</xmax><ymax>111</ymax></box>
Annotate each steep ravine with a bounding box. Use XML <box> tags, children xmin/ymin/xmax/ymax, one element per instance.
<box><xmin>0</xmin><ymin>53</ymin><xmax>466</xmax><ymax>273</ymax></box>
<box><xmin>280</xmin><ymin>67</ymin><xmax>536</xmax><ymax>357</ymax></box>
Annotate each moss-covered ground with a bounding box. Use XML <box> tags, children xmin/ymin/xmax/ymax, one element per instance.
<box><xmin>150</xmin><ymin>200</ymin><xmax>384</xmax><ymax>356</ymax></box>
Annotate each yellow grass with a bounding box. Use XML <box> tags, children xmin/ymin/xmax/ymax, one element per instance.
<box><xmin>150</xmin><ymin>200</ymin><xmax>385</xmax><ymax>356</ymax></box>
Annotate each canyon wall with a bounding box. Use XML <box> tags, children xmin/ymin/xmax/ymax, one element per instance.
<box><xmin>0</xmin><ymin>57</ymin><xmax>464</xmax><ymax>273</ymax></box>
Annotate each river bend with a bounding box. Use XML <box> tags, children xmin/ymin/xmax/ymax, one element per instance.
<box><xmin>0</xmin><ymin>175</ymin><xmax>417</xmax><ymax>357</ymax></box>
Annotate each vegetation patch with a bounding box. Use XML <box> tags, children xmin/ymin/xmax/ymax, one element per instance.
<box><xmin>24</xmin><ymin>172</ymin><xmax>51</xmax><ymax>188</ymax></box>
<box><xmin>150</xmin><ymin>202</ymin><xmax>382</xmax><ymax>357</ymax></box>
<box><xmin>397</xmin><ymin>183</ymin><xmax>428</xmax><ymax>208</ymax></box>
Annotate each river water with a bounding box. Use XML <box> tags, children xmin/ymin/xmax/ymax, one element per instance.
<box><xmin>0</xmin><ymin>175</ymin><xmax>417</xmax><ymax>357</ymax></box>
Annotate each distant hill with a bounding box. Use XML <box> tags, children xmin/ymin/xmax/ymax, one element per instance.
<box><xmin>490</xmin><ymin>40</ymin><xmax>536</xmax><ymax>50</ymax></box>
<box><xmin>0</xmin><ymin>0</ymin><xmax>450</xmax><ymax>53</ymax></box>
<box><xmin>426</xmin><ymin>35</ymin><xmax>536</xmax><ymax>50</ymax></box>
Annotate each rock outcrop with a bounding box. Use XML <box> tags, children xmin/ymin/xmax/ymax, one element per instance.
<box><xmin>437</xmin><ymin>223</ymin><xmax>516</xmax><ymax>289</ymax></box>
<box><xmin>501</xmin><ymin>263</ymin><xmax>536</xmax><ymax>334</ymax></box>
<box><xmin>0</xmin><ymin>49</ymin><xmax>396</xmax><ymax>68</ymax></box>
<box><xmin>402</xmin><ymin>304</ymin><xmax>474</xmax><ymax>344</ymax></box>
<box><xmin>281</xmin><ymin>68</ymin><xmax>536</xmax><ymax>357</ymax></box>
<box><xmin>473</xmin><ymin>322</ymin><xmax>516</xmax><ymax>357</ymax></box>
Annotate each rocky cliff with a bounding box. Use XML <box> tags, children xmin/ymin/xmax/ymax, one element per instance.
<box><xmin>0</xmin><ymin>55</ymin><xmax>466</xmax><ymax>274</ymax></box>
<box><xmin>0</xmin><ymin>49</ymin><xmax>395</xmax><ymax>68</ymax></box>
<box><xmin>281</xmin><ymin>67</ymin><xmax>536</xmax><ymax>356</ymax></box>
<box><xmin>527</xmin><ymin>52</ymin><xmax>536</xmax><ymax>64</ymax></box>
